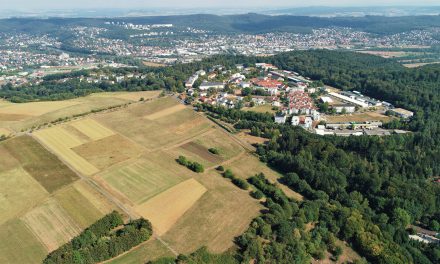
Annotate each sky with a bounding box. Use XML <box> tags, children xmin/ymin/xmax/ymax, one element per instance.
<box><xmin>1</xmin><ymin>0</ymin><xmax>440</xmax><ymax>10</ymax></box>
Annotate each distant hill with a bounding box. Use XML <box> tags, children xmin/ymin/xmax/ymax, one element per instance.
<box><xmin>2</xmin><ymin>13</ymin><xmax>440</xmax><ymax>35</ymax></box>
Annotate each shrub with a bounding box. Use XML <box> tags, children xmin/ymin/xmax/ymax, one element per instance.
<box><xmin>232</xmin><ymin>178</ymin><xmax>249</xmax><ymax>190</ymax></box>
<box><xmin>250</xmin><ymin>190</ymin><xmax>264</xmax><ymax>199</ymax></box>
<box><xmin>208</xmin><ymin>148</ymin><xmax>220</xmax><ymax>155</ymax></box>
<box><xmin>223</xmin><ymin>169</ymin><xmax>235</xmax><ymax>179</ymax></box>
<box><xmin>177</xmin><ymin>155</ymin><xmax>188</xmax><ymax>166</ymax></box>
<box><xmin>216</xmin><ymin>165</ymin><xmax>225</xmax><ymax>171</ymax></box>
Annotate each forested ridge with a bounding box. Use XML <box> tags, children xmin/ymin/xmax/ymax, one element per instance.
<box><xmin>3</xmin><ymin>14</ymin><xmax>440</xmax><ymax>35</ymax></box>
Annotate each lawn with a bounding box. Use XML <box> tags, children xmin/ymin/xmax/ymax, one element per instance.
<box><xmin>243</xmin><ymin>104</ymin><xmax>276</xmax><ymax>114</ymax></box>
<box><xmin>325</xmin><ymin>112</ymin><xmax>395</xmax><ymax>124</ymax></box>
<box><xmin>2</xmin><ymin>136</ymin><xmax>79</xmax><ymax>192</ymax></box>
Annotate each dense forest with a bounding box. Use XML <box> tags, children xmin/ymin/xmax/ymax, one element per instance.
<box><xmin>44</xmin><ymin>211</ymin><xmax>152</xmax><ymax>264</ymax></box>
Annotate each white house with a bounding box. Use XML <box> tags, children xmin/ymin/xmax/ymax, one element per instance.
<box><xmin>199</xmin><ymin>82</ymin><xmax>224</xmax><ymax>91</ymax></box>
<box><xmin>275</xmin><ymin>114</ymin><xmax>287</xmax><ymax>124</ymax></box>
<box><xmin>333</xmin><ymin>105</ymin><xmax>356</xmax><ymax>113</ymax></box>
<box><xmin>291</xmin><ymin>116</ymin><xmax>300</xmax><ymax>126</ymax></box>
<box><xmin>240</xmin><ymin>82</ymin><xmax>251</xmax><ymax>88</ymax></box>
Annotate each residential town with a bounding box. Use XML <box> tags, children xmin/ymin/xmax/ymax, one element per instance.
<box><xmin>181</xmin><ymin>62</ymin><xmax>414</xmax><ymax>137</ymax></box>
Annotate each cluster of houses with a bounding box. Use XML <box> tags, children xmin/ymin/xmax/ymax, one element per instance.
<box><xmin>184</xmin><ymin>62</ymin><xmax>415</xmax><ymax>137</ymax></box>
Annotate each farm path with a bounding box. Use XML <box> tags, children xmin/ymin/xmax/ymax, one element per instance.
<box><xmin>29</xmin><ymin>132</ymin><xmax>138</xmax><ymax>220</ymax></box>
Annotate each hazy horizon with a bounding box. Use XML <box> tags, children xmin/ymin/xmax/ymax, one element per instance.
<box><xmin>1</xmin><ymin>1</ymin><xmax>440</xmax><ymax>11</ymax></box>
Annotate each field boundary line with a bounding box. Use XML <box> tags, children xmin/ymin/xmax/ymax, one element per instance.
<box><xmin>30</xmin><ymin>133</ymin><xmax>139</xmax><ymax>220</ymax></box>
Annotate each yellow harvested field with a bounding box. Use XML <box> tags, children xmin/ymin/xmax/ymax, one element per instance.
<box><xmin>0</xmin><ymin>101</ymin><xmax>80</xmax><ymax>116</ymax></box>
<box><xmin>73</xmin><ymin>180</ymin><xmax>116</xmax><ymax>215</ymax></box>
<box><xmin>99</xmin><ymin>156</ymin><xmax>185</xmax><ymax>204</ymax></box>
<box><xmin>0</xmin><ymin>167</ymin><xmax>49</xmax><ymax>225</ymax></box>
<box><xmin>145</xmin><ymin>104</ymin><xmax>186</xmax><ymax>120</ymax></box>
<box><xmin>22</xmin><ymin>199</ymin><xmax>82</xmax><ymax>252</ymax></box>
<box><xmin>54</xmin><ymin>184</ymin><xmax>105</xmax><ymax>229</ymax></box>
<box><xmin>70</xmin><ymin>118</ymin><xmax>115</xmax><ymax>140</ymax></box>
<box><xmin>73</xmin><ymin>134</ymin><xmax>144</xmax><ymax>171</ymax></box>
<box><xmin>34</xmin><ymin>127</ymin><xmax>99</xmax><ymax>176</ymax></box>
<box><xmin>0</xmin><ymin>127</ymin><xmax>12</xmax><ymax>136</ymax></box>
<box><xmin>0</xmin><ymin>113</ymin><xmax>31</xmax><ymax>121</ymax></box>
<box><xmin>90</xmin><ymin>91</ymin><xmax>161</xmax><ymax>101</ymax></box>
<box><xmin>0</xmin><ymin>220</ymin><xmax>48</xmax><ymax>264</ymax></box>
<box><xmin>135</xmin><ymin>179</ymin><xmax>207</xmax><ymax>235</ymax></box>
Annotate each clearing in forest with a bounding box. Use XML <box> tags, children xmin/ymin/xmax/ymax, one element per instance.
<box><xmin>228</xmin><ymin>153</ymin><xmax>304</xmax><ymax>201</ymax></box>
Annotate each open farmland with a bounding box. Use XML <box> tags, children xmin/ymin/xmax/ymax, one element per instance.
<box><xmin>53</xmin><ymin>184</ymin><xmax>110</xmax><ymax>229</ymax></box>
<box><xmin>72</xmin><ymin>134</ymin><xmax>144</xmax><ymax>170</ymax></box>
<box><xmin>0</xmin><ymin>91</ymin><xmax>160</xmax><ymax>133</ymax></box>
<box><xmin>69</xmin><ymin>118</ymin><xmax>115</xmax><ymax>140</ymax></box>
<box><xmin>0</xmin><ymin>95</ymin><xmax>295</xmax><ymax>263</ymax></box>
<box><xmin>0</xmin><ymin>101</ymin><xmax>80</xmax><ymax>116</ymax></box>
<box><xmin>145</xmin><ymin>104</ymin><xmax>186</xmax><ymax>120</ymax></box>
<box><xmin>107</xmin><ymin>238</ymin><xmax>173</xmax><ymax>264</ymax></box>
<box><xmin>95</xmin><ymin>97</ymin><xmax>212</xmax><ymax>149</ymax></box>
<box><xmin>135</xmin><ymin>179</ymin><xmax>208</xmax><ymax>235</ymax></box>
<box><xmin>0</xmin><ymin>220</ymin><xmax>47</xmax><ymax>264</ymax></box>
<box><xmin>34</xmin><ymin>126</ymin><xmax>100</xmax><ymax>176</ymax></box>
<box><xmin>161</xmin><ymin>170</ymin><xmax>262</xmax><ymax>254</ymax></box>
<box><xmin>22</xmin><ymin>199</ymin><xmax>82</xmax><ymax>252</ymax></box>
<box><xmin>2</xmin><ymin>136</ymin><xmax>78</xmax><ymax>193</ymax></box>
<box><xmin>97</xmin><ymin>155</ymin><xmax>186</xmax><ymax>205</ymax></box>
<box><xmin>0</xmin><ymin>127</ymin><xmax>12</xmax><ymax>136</ymax></box>
<box><xmin>0</xmin><ymin>167</ymin><xmax>48</xmax><ymax>225</ymax></box>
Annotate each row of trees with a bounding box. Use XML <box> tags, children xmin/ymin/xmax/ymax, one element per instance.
<box><xmin>44</xmin><ymin>211</ymin><xmax>152</xmax><ymax>264</ymax></box>
<box><xmin>177</xmin><ymin>155</ymin><xmax>205</xmax><ymax>173</ymax></box>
